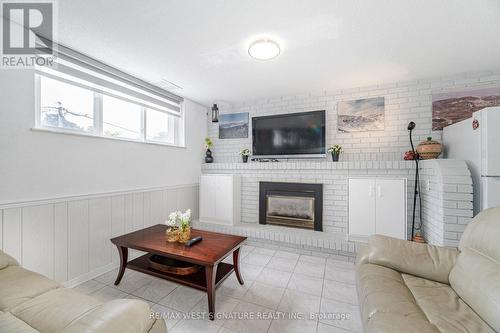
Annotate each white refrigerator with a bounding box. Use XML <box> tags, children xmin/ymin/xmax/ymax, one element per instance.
<box><xmin>443</xmin><ymin>107</ymin><xmax>500</xmax><ymax>215</ymax></box>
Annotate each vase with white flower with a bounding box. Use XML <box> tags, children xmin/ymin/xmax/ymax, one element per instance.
<box><xmin>165</xmin><ymin>209</ymin><xmax>192</xmax><ymax>243</ymax></box>
<box><xmin>240</xmin><ymin>148</ymin><xmax>250</xmax><ymax>163</ymax></box>
<box><xmin>178</xmin><ymin>209</ymin><xmax>192</xmax><ymax>243</ymax></box>
<box><xmin>327</xmin><ymin>144</ymin><xmax>342</xmax><ymax>162</ymax></box>
<box><xmin>165</xmin><ymin>212</ymin><xmax>180</xmax><ymax>242</ymax></box>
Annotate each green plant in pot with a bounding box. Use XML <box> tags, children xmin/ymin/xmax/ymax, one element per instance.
<box><xmin>240</xmin><ymin>148</ymin><xmax>250</xmax><ymax>163</ymax></box>
<box><xmin>204</xmin><ymin>137</ymin><xmax>214</xmax><ymax>163</ymax></box>
<box><xmin>327</xmin><ymin>145</ymin><xmax>342</xmax><ymax>162</ymax></box>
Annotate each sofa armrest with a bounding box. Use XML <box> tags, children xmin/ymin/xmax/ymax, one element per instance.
<box><xmin>366</xmin><ymin>235</ymin><xmax>459</xmax><ymax>284</ymax></box>
<box><xmin>355</xmin><ymin>244</ymin><xmax>370</xmax><ymax>266</ymax></box>
<box><xmin>0</xmin><ymin>251</ymin><xmax>19</xmax><ymax>270</ymax></box>
<box><xmin>60</xmin><ymin>299</ymin><xmax>165</xmax><ymax>333</ymax></box>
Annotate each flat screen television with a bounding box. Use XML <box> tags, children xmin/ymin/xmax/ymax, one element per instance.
<box><xmin>252</xmin><ymin>110</ymin><xmax>326</xmax><ymax>158</ymax></box>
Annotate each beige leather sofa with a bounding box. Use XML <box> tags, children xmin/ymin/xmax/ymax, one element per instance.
<box><xmin>356</xmin><ymin>206</ymin><xmax>500</xmax><ymax>333</ymax></box>
<box><xmin>0</xmin><ymin>251</ymin><xmax>166</xmax><ymax>333</ymax></box>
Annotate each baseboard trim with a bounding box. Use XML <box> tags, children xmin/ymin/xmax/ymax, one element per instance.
<box><xmin>63</xmin><ymin>251</ymin><xmax>148</xmax><ymax>288</ymax></box>
<box><xmin>63</xmin><ymin>262</ymin><xmax>118</xmax><ymax>288</ymax></box>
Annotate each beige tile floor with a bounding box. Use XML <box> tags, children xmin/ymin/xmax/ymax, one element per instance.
<box><xmin>74</xmin><ymin>245</ymin><xmax>362</xmax><ymax>333</ymax></box>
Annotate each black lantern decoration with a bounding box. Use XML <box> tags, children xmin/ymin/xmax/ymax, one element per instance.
<box><xmin>211</xmin><ymin>104</ymin><xmax>219</xmax><ymax>123</ymax></box>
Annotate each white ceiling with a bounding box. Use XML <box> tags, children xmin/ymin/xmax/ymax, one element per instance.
<box><xmin>54</xmin><ymin>0</ymin><xmax>500</xmax><ymax>105</ymax></box>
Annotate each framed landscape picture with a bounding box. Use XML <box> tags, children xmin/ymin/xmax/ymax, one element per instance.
<box><xmin>337</xmin><ymin>97</ymin><xmax>385</xmax><ymax>132</ymax></box>
<box><xmin>219</xmin><ymin>112</ymin><xmax>249</xmax><ymax>139</ymax></box>
<box><xmin>432</xmin><ymin>87</ymin><xmax>500</xmax><ymax>130</ymax></box>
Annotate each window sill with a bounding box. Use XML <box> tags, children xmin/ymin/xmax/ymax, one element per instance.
<box><xmin>31</xmin><ymin>127</ymin><xmax>186</xmax><ymax>148</ymax></box>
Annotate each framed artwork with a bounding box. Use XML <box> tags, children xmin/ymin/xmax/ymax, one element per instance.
<box><xmin>219</xmin><ymin>112</ymin><xmax>249</xmax><ymax>139</ymax></box>
<box><xmin>432</xmin><ymin>87</ymin><xmax>500</xmax><ymax>130</ymax></box>
<box><xmin>337</xmin><ymin>97</ymin><xmax>385</xmax><ymax>132</ymax></box>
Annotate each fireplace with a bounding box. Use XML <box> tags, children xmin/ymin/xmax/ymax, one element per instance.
<box><xmin>259</xmin><ymin>182</ymin><xmax>323</xmax><ymax>231</ymax></box>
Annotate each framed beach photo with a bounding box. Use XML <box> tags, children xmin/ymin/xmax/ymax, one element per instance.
<box><xmin>337</xmin><ymin>97</ymin><xmax>385</xmax><ymax>132</ymax></box>
<box><xmin>219</xmin><ymin>112</ymin><xmax>249</xmax><ymax>139</ymax></box>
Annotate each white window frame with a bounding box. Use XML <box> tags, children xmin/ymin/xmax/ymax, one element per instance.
<box><xmin>34</xmin><ymin>73</ymin><xmax>186</xmax><ymax>148</ymax></box>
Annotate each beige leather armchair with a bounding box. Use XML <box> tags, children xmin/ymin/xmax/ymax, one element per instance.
<box><xmin>356</xmin><ymin>207</ymin><xmax>500</xmax><ymax>333</ymax></box>
<box><xmin>0</xmin><ymin>251</ymin><xmax>166</xmax><ymax>333</ymax></box>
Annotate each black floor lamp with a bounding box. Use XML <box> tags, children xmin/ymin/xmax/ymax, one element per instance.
<box><xmin>407</xmin><ymin>122</ymin><xmax>424</xmax><ymax>242</ymax></box>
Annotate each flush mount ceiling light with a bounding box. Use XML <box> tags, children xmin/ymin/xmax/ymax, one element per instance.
<box><xmin>248</xmin><ymin>39</ymin><xmax>280</xmax><ymax>60</ymax></box>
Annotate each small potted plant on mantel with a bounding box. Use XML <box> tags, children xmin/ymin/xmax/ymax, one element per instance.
<box><xmin>204</xmin><ymin>138</ymin><xmax>214</xmax><ymax>163</ymax></box>
<box><xmin>327</xmin><ymin>144</ymin><xmax>342</xmax><ymax>162</ymax></box>
<box><xmin>240</xmin><ymin>148</ymin><xmax>251</xmax><ymax>163</ymax></box>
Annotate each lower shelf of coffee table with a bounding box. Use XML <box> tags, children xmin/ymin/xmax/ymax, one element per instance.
<box><xmin>127</xmin><ymin>254</ymin><xmax>234</xmax><ymax>292</ymax></box>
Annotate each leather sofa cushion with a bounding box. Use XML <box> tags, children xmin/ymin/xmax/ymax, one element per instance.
<box><xmin>10</xmin><ymin>288</ymin><xmax>102</xmax><ymax>333</ymax></box>
<box><xmin>450</xmin><ymin>207</ymin><xmax>500</xmax><ymax>332</ymax></box>
<box><xmin>60</xmin><ymin>299</ymin><xmax>157</xmax><ymax>333</ymax></box>
<box><xmin>0</xmin><ymin>266</ymin><xmax>60</xmax><ymax>311</ymax></box>
<box><xmin>450</xmin><ymin>248</ymin><xmax>500</xmax><ymax>332</ymax></box>
<box><xmin>364</xmin><ymin>312</ymin><xmax>440</xmax><ymax>333</ymax></box>
<box><xmin>0</xmin><ymin>311</ymin><xmax>40</xmax><ymax>332</ymax></box>
<box><xmin>403</xmin><ymin>273</ymin><xmax>494</xmax><ymax>333</ymax></box>
<box><xmin>357</xmin><ymin>263</ymin><xmax>438</xmax><ymax>332</ymax></box>
<box><xmin>367</xmin><ymin>235</ymin><xmax>458</xmax><ymax>284</ymax></box>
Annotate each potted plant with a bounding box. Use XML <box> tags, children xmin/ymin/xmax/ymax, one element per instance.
<box><xmin>204</xmin><ymin>137</ymin><xmax>214</xmax><ymax>163</ymax></box>
<box><xmin>178</xmin><ymin>209</ymin><xmax>192</xmax><ymax>243</ymax></box>
<box><xmin>240</xmin><ymin>148</ymin><xmax>250</xmax><ymax>163</ymax></box>
<box><xmin>165</xmin><ymin>209</ymin><xmax>192</xmax><ymax>243</ymax></box>
<box><xmin>327</xmin><ymin>145</ymin><xmax>342</xmax><ymax>162</ymax></box>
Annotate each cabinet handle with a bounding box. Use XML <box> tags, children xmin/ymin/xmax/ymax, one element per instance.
<box><xmin>377</xmin><ymin>185</ymin><xmax>382</xmax><ymax>197</ymax></box>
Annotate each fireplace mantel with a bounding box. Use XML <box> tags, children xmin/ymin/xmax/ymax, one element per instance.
<box><xmin>202</xmin><ymin>160</ymin><xmax>414</xmax><ymax>171</ymax></box>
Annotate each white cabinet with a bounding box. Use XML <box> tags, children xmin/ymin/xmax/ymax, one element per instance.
<box><xmin>199</xmin><ymin>174</ymin><xmax>241</xmax><ymax>225</ymax></box>
<box><xmin>348</xmin><ymin>178</ymin><xmax>407</xmax><ymax>241</ymax></box>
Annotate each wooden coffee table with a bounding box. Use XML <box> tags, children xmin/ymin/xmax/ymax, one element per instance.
<box><xmin>110</xmin><ymin>225</ymin><xmax>247</xmax><ymax>320</ymax></box>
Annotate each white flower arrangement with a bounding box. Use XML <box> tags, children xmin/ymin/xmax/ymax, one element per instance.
<box><xmin>239</xmin><ymin>148</ymin><xmax>251</xmax><ymax>156</ymax></box>
<box><xmin>327</xmin><ymin>144</ymin><xmax>342</xmax><ymax>154</ymax></box>
<box><xmin>165</xmin><ymin>209</ymin><xmax>192</xmax><ymax>230</ymax></box>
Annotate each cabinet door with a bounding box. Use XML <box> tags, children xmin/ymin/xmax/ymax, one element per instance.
<box><xmin>200</xmin><ymin>176</ymin><xmax>216</xmax><ymax>220</ymax></box>
<box><xmin>215</xmin><ymin>176</ymin><xmax>234</xmax><ymax>223</ymax></box>
<box><xmin>349</xmin><ymin>178</ymin><xmax>376</xmax><ymax>237</ymax></box>
<box><xmin>375</xmin><ymin>179</ymin><xmax>406</xmax><ymax>239</ymax></box>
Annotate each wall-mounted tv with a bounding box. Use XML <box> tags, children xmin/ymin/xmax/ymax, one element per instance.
<box><xmin>252</xmin><ymin>110</ymin><xmax>326</xmax><ymax>158</ymax></box>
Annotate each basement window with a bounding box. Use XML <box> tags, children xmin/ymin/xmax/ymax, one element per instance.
<box><xmin>34</xmin><ymin>44</ymin><xmax>184</xmax><ymax>147</ymax></box>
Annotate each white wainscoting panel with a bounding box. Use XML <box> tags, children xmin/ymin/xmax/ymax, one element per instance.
<box><xmin>3</xmin><ymin>208</ymin><xmax>22</xmax><ymax>263</ymax></box>
<box><xmin>0</xmin><ymin>184</ymin><xmax>198</xmax><ymax>286</ymax></box>
<box><xmin>132</xmin><ymin>193</ymin><xmax>144</xmax><ymax>231</ymax></box>
<box><xmin>22</xmin><ymin>204</ymin><xmax>54</xmax><ymax>279</ymax></box>
<box><xmin>68</xmin><ymin>200</ymin><xmax>90</xmax><ymax>280</ymax></box>
<box><xmin>166</xmin><ymin>189</ymin><xmax>178</xmax><ymax>216</ymax></box>
<box><xmin>111</xmin><ymin>195</ymin><xmax>125</xmax><ymax>264</ymax></box>
<box><xmin>89</xmin><ymin>198</ymin><xmax>112</xmax><ymax>272</ymax></box>
<box><xmin>54</xmin><ymin>202</ymin><xmax>68</xmax><ymax>282</ymax></box>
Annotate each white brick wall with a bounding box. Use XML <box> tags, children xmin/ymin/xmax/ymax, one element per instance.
<box><xmin>207</xmin><ymin>69</ymin><xmax>500</xmax><ymax>163</ymax></box>
<box><xmin>419</xmin><ymin>159</ymin><xmax>473</xmax><ymax>247</ymax></box>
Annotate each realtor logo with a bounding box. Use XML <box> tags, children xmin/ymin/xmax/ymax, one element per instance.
<box><xmin>1</xmin><ymin>1</ymin><xmax>56</xmax><ymax>68</ymax></box>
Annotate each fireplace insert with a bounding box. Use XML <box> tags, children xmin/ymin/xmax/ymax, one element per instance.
<box><xmin>259</xmin><ymin>182</ymin><xmax>323</xmax><ymax>231</ymax></box>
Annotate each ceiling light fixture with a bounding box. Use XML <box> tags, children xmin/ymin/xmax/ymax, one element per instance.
<box><xmin>248</xmin><ymin>39</ymin><xmax>280</xmax><ymax>61</ymax></box>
